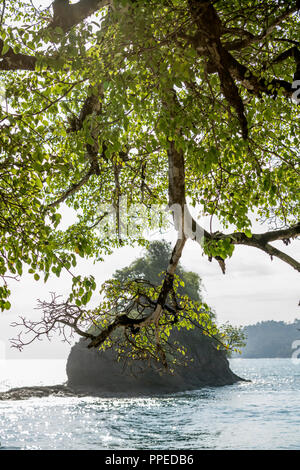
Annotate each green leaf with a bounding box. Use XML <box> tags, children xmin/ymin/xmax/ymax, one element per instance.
<box><xmin>1</xmin><ymin>42</ymin><xmax>10</xmax><ymax>55</ymax></box>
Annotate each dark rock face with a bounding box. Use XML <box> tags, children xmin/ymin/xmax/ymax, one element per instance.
<box><xmin>67</xmin><ymin>329</ymin><xmax>242</xmax><ymax>396</ymax></box>
<box><xmin>0</xmin><ymin>385</ymin><xmax>79</xmax><ymax>401</ymax></box>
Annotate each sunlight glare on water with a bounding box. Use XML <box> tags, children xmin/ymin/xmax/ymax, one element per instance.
<box><xmin>0</xmin><ymin>358</ymin><xmax>300</xmax><ymax>450</ymax></box>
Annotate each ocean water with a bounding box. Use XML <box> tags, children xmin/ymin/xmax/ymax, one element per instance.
<box><xmin>0</xmin><ymin>358</ymin><xmax>300</xmax><ymax>450</ymax></box>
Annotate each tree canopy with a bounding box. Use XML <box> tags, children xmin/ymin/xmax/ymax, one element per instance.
<box><xmin>0</xmin><ymin>0</ymin><xmax>299</xmax><ymax>367</ymax></box>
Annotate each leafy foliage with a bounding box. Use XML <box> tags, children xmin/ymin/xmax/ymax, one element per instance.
<box><xmin>0</xmin><ymin>1</ymin><xmax>299</xmax><ymax>362</ymax></box>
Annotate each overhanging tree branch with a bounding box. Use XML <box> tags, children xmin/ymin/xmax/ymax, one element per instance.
<box><xmin>188</xmin><ymin>208</ymin><xmax>300</xmax><ymax>270</ymax></box>
<box><xmin>46</xmin><ymin>166</ymin><xmax>95</xmax><ymax>209</ymax></box>
<box><xmin>46</xmin><ymin>84</ymin><xmax>104</xmax><ymax>209</ymax></box>
<box><xmin>0</xmin><ymin>0</ymin><xmax>111</xmax><ymax>71</ymax></box>
<box><xmin>0</xmin><ymin>41</ymin><xmax>37</xmax><ymax>71</ymax></box>
<box><xmin>88</xmin><ymin>135</ymin><xmax>189</xmax><ymax>351</ymax></box>
<box><xmin>50</xmin><ymin>0</ymin><xmax>111</xmax><ymax>31</ymax></box>
<box><xmin>222</xmin><ymin>2</ymin><xmax>300</xmax><ymax>51</ymax></box>
<box><xmin>194</xmin><ymin>221</ymin><xmax>300</xmax><ymax>272</ymax></box>
<box><xmin>189</xmin><ymin>0</ymin><xmax>300</xmax><ymax>111</ymax></box>
<box><xmin>250</xmin><ymin>241</ymin><xmax>300</xmax><ymax>272</ymax></box>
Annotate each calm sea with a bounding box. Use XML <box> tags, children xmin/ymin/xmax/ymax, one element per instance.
<box><xmin>0</xmin><ymin>358</ymin><xmax>299</xmax><ymax>450</ymax></box>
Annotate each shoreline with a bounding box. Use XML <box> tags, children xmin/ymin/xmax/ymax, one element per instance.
<box><xmin>0</xmin><ymin>377</ymin><xmax>248</xmax><ymax>401</ymax></box>
<box><xmin>0</xmin><ymin>384</ymin><xmax>79</xmax><ymax>401</ymax></box>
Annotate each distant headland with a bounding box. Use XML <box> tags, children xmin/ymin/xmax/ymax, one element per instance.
<box><xmin>237</xmin><ymin>320</ymin><xmax>300</xmax><ymax>358</ymax></box>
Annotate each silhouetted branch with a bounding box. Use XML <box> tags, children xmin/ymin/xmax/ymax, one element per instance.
<box><xmin>10</xmin><ymin>293</ymin><xmax>95</xmax><ymax>350</ymax></box>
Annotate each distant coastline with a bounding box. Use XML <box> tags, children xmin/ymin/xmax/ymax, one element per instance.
<box><xmin>236</xmin><ymin>320</ymin><xmax>300</xmax><ymax>358</ymax></box>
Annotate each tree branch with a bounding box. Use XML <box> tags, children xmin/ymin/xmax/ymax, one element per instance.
<box><xmin>10</xmin><ymin>293</ymin><xmax>95</xmax><ymax>350</ymax></box>
<box><xmin>205</xmin><ymin>223</ymin><xmax>300</xmax><ymax>272</ymax></box>
<box><xmin>188</xmin><ymin>0</ymin><xmax>248</xmax><ymax>138</ymax></box>
<box><xmin>190</xmin><ymin>1</ymin><xmax>300</xmax><ymax>103</ymax></box>
<box><xmin>47</xmin><ymin>84</ymin><xmax>105</xmax><ymax>209</ymax></box>
<box><xmin>269</xmin><ymin>46</ymin><xmax>300</xmax><ymax>81</ymax></box>
<box><xmin>0</xmin><ymin>0</ymin><xmax>111</xmax><ymax>72</ymax></box>
<box><xmin>49</xmin><ymin>0</ymin><xmax>111</xmax><ymax>32</ymax></box>
<box><xmin>88</xmin><ymin>135</ymin><xmax>189</xmax><ymax>350</ymax></box>
<box><xmin>253</xmin><ymin>241</ymin><xmax>300</xmax><ymax>272</ymax></box>
<box><xmin>0</xmin><ymin>41</ymin><xmax>37</xmax><ymax>71</ymax></box>
<box><xmin>223</xmin><ymin>3</ymin><xmax>300</xmax><ymax>51</ymax></box>
<box><xmin>257</xmin><ymin>222</ymin><xmax>300</xmax><ymax>244</ymax></box>
<box><xmin>88</xmin><ymin>236</ymin><xmax>187</xmax><ymax>349</ymax></box>
<box><xmin>46</xmin><ymin>166</ymin><xmax>95</xmax><ymax>209</ymax></box>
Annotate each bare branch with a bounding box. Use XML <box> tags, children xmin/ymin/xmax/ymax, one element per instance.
<box><xmin>257</xmin><ymin>222</ymin><xmax>300</xmax><ymax>244</ymax></box>
<box><xmin>252</xmin><ymin>241</ymin><xmax>300</xmax><ymax>272</ymax></box>
<box><xmin>10</xmin><ymin>293</ymin><xmax>95</xmax><ymax>350</ymax></box>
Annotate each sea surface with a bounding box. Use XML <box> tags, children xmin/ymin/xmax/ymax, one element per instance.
<box><xmin>0</xmin><ymin>358</ymin><xmax>299</xmax><ymax>450</ymax></box>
